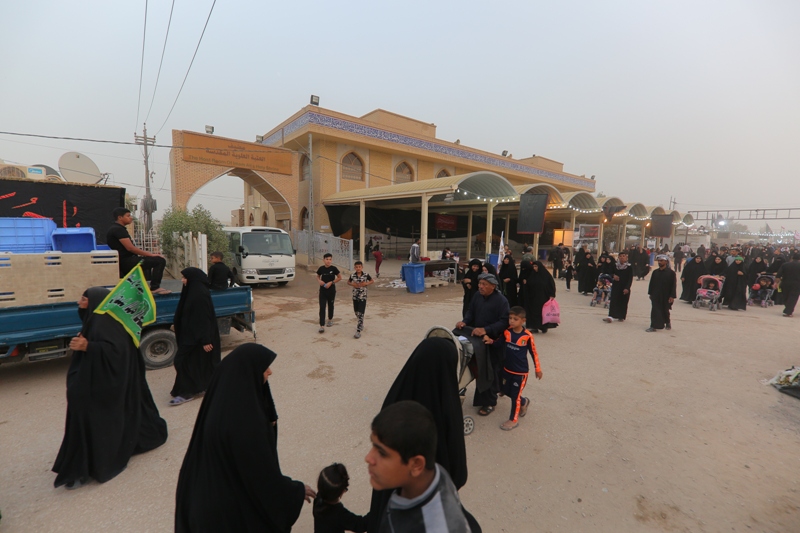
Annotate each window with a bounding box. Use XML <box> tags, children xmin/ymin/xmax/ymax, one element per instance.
<box><xmin>341</xmin><ymin>153</ymin><xmax>364</xmax><ymax>181</ymax></box>
<box><xmin>300</xmin><ymin>207</ymin><xmax>309</xmax><ymax>230</ymax></box>
<box><xmin>395</xmin><ymin>162</ymin><xmax>413</xmax><ymax>184</ymax></box>
<box><xmin>436</xmin><ymin>169</ymin><xmax>450</xmax><ymax>179</ymax></box>
<box><xmin>300</xmin><ymin>155</ymin><xmax>311</xmax><ymax>181</ymax></box>
<box><xmin>261</xmin><ymin>212</ymin><xmax>267</xmax><ymax>226</ymax></box>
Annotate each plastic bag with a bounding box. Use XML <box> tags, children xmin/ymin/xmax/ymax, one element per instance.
<box><xmin>542</xmin><ymin>297</ymin><xmax>561</xmax><ymax>325</ymax></box>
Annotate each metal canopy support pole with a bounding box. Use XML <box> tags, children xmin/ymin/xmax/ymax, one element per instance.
<box><xmin>466</xmin><ymin>209</ymin><xmax>473</xmax><ymax>259</ymax></box>
<box><xmin>570</xmin><ymin>211</ymin><xmax>577</xmax><ymax>230</ymax></box>
<box><xmin>533</xmin><ymin>233</ymin><xmax>540</xmax><ymax>260</ymax></box>
<box><xmin>359</xmin><ymin>199</ymin><xmax>366</xmax><ymax>264</ymax></box>
<box><xmin>505</xmin><ymin>214</ymin><xmax>511</xmax><ymax>245</ymax></box>
<box><xmin>620</xmin><ymin>222</ymin><xmax>627</xmax><ymax>250</ymax></box>
<box><xmin>641</xmin><ymin>222</ymin><xmax>648</xmax><ymax>247</ymax></box>
<box><xmin>485</xmin><ymin>202</ymin><xmax>494</xmax><ymax>259</ymax></box>
<box><xmin>598</xmin><ymin>215</ymin><xmax>605</xmax><ymax>253</ymax></box>
<box><xmin>420</xmin><ymin>194</ymin><xmax>429</xmax><ymax>259</ymax></box>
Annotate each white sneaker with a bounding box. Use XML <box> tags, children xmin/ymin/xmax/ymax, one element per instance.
<box><xmin>603</xmin><ymin>317</ymin><xmax>613</xmax><ymax>323</ymax></box>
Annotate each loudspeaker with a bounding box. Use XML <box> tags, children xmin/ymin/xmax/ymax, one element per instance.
<box><xmin>518</xmin><ymin>194</ymin><xmax>548</xmax><ymax>234</ymax></box>
<box><xmin>650</xmin><ymin>214</ymin><xmax>674</xmax><ymax>238</ymax></box>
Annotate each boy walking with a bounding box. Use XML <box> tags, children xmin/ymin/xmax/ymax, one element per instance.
<box><xmin>347</xmin><ymin>261</ymin><xmax>374</xmax><ymax>339</ymax></box>
<box><xmin>207</xmin><ymin>251</ymin><xmax>236</xmax><ymax>290</ymax></box>
<box><xmin>317</xmin><ymin>253</ymin><xmax>342</xmax><ymax>333</ymax></box>
<box><xmin>486</xmin><ymin>306</ymin><xmax>542</xmax><ymax>431</ymax></box>
<box><xmin>365</xmin><ymin>401</ymin><xmax>475</xmax><ymax>532</ymax></box>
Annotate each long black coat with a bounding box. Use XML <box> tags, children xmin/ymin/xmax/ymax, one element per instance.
<box><xmin>498</xmin><ymin>256</ymin><xmax>518</xmax><ymax>307</ymax></box>
<box><xmin>680</xmin><ymin>257</ymin><xmax>707</xmax><ymax>302</ymax></box>
<box><xmin>648</xmin><ymin>267</ymin><xmax>676</xmax><ymax>329</ymax></box>
<box><xmin>721</xmin><ymin>261</ymin><xmax>748</xmax><ymax>310</ymax></box>
<box><xmin>53</xmin><ymin>287</ymin><xmax>167</xmax><ymax>487</ymax></box>
<box><xmin>608</xmin><ymin>263</ymin><xmax>633</xmax><ymax>320</ymax></box>
<box><xmin>524</xmin><ymin>262</ymin><xmax>557</xmax><ymax>331</ymax></box>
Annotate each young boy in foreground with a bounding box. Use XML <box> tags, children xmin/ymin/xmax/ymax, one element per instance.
<box><xmin>484</xmin><ymin>306</ymin><xmax>542</xmax><ymax>430</ymax></box>
<box><xmin>365</xmin><ymin>401</ymin><xmax>472</xmax><ymax>532</ymax></box>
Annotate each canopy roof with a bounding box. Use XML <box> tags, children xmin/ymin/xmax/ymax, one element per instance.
<box><xmin>514</xmin><ymin>183</ymin><xmax>564</xmax><ymax>206</ymax></box>
<box><xmin>562</xmin><ymin>191</ymin><xmax>600</xmax><ymax>211</ymax></box>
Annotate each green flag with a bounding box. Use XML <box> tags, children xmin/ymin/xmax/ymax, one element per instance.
<box><xmin>95</xmin><ymin>264</ymin><xmax>157</xmax><ymax>347</ymax></box>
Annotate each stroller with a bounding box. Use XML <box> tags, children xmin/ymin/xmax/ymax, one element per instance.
<box><xmin>424</xmin><ymin>326</ymin><xmax>476</xmax><ymax>435</ymax></box>
<box><xmin>590</xmin><ymin>274</ymin><xmax>613</xmax><ymax>309</ymax></box>
<box><xmin>694</xmin><ymin>275</ymin><xmax>723</xmax><ymax>311</ymax></box>
<box><xmin>748</xmin><ymin>274</ymin><xmax>776</xmax><ymax>307</ymax></box>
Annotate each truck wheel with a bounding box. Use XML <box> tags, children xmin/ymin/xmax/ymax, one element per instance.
<box><xmin>140</xmin><ymin>329</ymin><xmax>178</xmax><ymax>370</ymax></box>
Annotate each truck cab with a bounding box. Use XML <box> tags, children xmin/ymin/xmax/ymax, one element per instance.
<box><xmin>224</xmin><ymin>226</ymin><xmax>295</xmax><ymax>286</ymax></box>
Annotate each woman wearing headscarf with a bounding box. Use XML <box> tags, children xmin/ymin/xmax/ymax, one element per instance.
<box><xmin>523</xmin><ymin>261</ymin><xmax>558</xmax><ymax>333</ymax></box>
<box><xmin>498</xmin><ymin>254</ymin><xmax>518</xmax><ymax>307</ymax></box>
<box><xmin>679</xmin><ymin>254</ymin><xmax>708</xmax><ymax>303</ymax></box>
<box><xmin>577</xmin><ymin>252</ymin><xmax>597</xmax><ymax>295</ymax></box>
<box><xmin>175</xmin><ymin>343</ymin><xmax>314</xmax><ymax>532</ymax></box>
<box><xmin>367</xmin><ymin>337</ymin><xmax>478</xmax><ymax>533</ymax></box>
<box><xmin>461</xmin><ymin>258</ymin><xmax>482</xmax><ymax>318</ymax></box>
<box><xmin>53</xmin><ymin>287</ymin><xmax>168</xmax><ymax>489</ymax></box>
<box><xmin>707</xmin><ymin>255</ymin><xmax>726</xmax><ymax>277</ymax></box>
<box><xmin>747</xmin><ymin>255</ymin><xmax>767</xmax><ymax>293</ymax></box>
<box><xmin>517</xmin><ymin>259</ymin><xmax>532</xmax><ymax>307</ymax></box>
<box><xmin>170</xmin><ymin>267</ymin><xmax>221</xmax><ymax>405</ymax></box>
<box><xmin>721</xmin><ymin>256</ymin><xmax>748</xmax><ymax>310</ymax></box>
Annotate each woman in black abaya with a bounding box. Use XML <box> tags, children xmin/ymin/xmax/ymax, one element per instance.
<box><xmin>175</xmin><ymin>343</ymin><xmax>314</xmax><ymax>533</ymax></box>
<box><xmin>170</xmin><ymin>267</ymin><xmax>221</xmax><ymax>405</ymax></box>
<box><xmin>53</xmin><ymin>287</ymin><xmax>168</xmax><ymax>489</ymax></box>
<box><xmin>679</xmin><ymin>255</ymin><xmax>707</xmax><ymax>303</ymax></box>
<box><xmin>721</xmin><ymin>257</ymin><xmax>748</xmax><ymax>310</ymax></box>
<box><xmin>461</xmin><ymin>258</ymin><xmax>482</xmax><ymax>318</ymax></box>
<box><xmin>577</xmin><ymin>252</ymin><xmax>597</xmax><ymax>295</ymax></box>
<box><xmin>367</xmin><ymin>337</ymin><xmax>477</xmax><ymax>533</ymax></box>
<box><xmin>707</xmin><ymin>255</ymin><xmax>726</xmax><ymax>277</ymax></box>
<box><xmin>524</xmin><ymin>261</ymin><xmax>558</xmax><ymax>333</ymax></box>
<box><xmin>517</xmin><ymin>259</ymin><xmax>532</xmax><ymax>307</ymax></box>
<box><xmin>498</xmin><ymin>254</ymin><xmax>518</xmax><ymax>306</ymax></box>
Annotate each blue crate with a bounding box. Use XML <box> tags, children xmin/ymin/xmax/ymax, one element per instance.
<box><xmin>51</xmin><ymin>227</ymin><xmax>97</xmax><ymax>252</ymax></box>
<box><xmin>0</xmin><ymin>218</ymin><xmax>56</xmax><ymax>253</ymax></box>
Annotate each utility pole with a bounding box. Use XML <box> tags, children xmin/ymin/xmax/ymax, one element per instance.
<box><xmin>134</xmin><ymin>124</ymin><xmax>156</xmax><ymax>232</ymax></box>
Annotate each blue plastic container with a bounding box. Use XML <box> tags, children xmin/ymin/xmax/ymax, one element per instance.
<box><xmin>0</xmin><ymin>218</ymin><xmax>56</xmax><ymax>253</ymax></box>
<box><xmin>96</xmin><ymin>244</ymin><xmax>111</xmax><ymax>250</ymax></box>
<box><xmin>402</xmin><ymin>263</ymin><xmax>425</xmax><ymax>293</ymax></box>
<box><xmin>487</xmin><ymin>253</ymin><xmax>499</xmax><ymax>269</ymax></box>
<box><xmin>51</xmin><ymin>227</ymin><xmax>97</xmax><ymax>252</ymax></box>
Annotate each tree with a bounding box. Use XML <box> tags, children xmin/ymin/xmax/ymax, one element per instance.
<box><xmin>158</xmin><ymin>205</ymin><xmax>227</xmax><ymax>268</ymax></box>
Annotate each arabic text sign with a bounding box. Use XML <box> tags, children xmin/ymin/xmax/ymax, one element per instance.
<box><xmin>182</xmin><ymin>132</ymin><xmax>293</xmax><ymax>175</ymax></box>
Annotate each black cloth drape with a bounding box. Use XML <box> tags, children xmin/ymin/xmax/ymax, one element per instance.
<box><xmin>498</xmin><ymin>255</ymin><xmax>518</xmax><ymax>307</ymax></box>
<box><xmin>368</xmin><ymin>338</ymin><xmax>468</xmax><ymax>533</ymax></box>
<box><xmin>53</xmin><ymin>287</ymin><xmax>167</xmax><ymax>487</ymax></box>
<box><xmin>721</xmin><ymin>261</ymin><xmax>748</xmax><ymax>310</ymax></box>
<box><xmin>175</xmin><ymin>344</ymin><xmax>306</xmax><ymax>533</ymax></box>
<box><xmin>648</xmin><ymin>267</ymin><xmax>677</xmax><ymax>329</ymax></box>
<box><xmin>523</xmin><ymin>261</ymin><xmax>557</xmax><ymax>331</ymax></box>
<box><xmin>171</xmin><ymin>267</ymin><xmax>221</xmax><ymax>398</ymax></box>
<box><xmin>608</xmin><ymin>263</ymin><xmax>633</xmax><ymax>320</ymax></box>
<box><xmin>680</xmin><ymin>257</ymin><xmax>708</xmax><ymax>302</ymax></box>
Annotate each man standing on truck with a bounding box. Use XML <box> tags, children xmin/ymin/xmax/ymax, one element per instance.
<box><xmin>106</xmin><ymin>208</ymin><xmax>170</xmax><ymax>294</ymax></box>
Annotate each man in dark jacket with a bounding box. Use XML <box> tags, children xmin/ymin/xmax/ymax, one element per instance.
<box><xmin>456</xmin><ymin>273</ymin><xmax>509</xmax><ymax>416</ymax></box>
<box><xmin>777</xmin><ymin>253</ymin><xmax>800</xmax><ymax>317</ymax></box>
<box><xmin>646</xmin><ymin>254</ymin><xmax>677</xmax><ymax>332</ymax></box>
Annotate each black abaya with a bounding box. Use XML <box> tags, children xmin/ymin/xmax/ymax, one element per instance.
<box><xmin>747</xmin><ymin>258</ymin><xmax>767</xmax><ymax>287</ymax></box>
<box><xmin>707</xmin><ymin>257</ymin><xmax>726</xmax><ymax>277</ymax></box>
<box><xmin>648</xmin><ymin>267</ymin><xmax>677</xmax><ymax>329</ymax></box>
<box><xmin>517</xmin><ymin>260</ymin><xmax>532</xmax><ymax>307</ymax></box>
<box><xmin>175</xmin><ymin>344</ymin><xmax>306</xmax><ymax>533</ymax></box>
<box><xmin>171</xmin><ymin>267</ymin><xmax>221</xmax><ymax>399</ymax></box>
<box><xmin>461</xmin><ymin>259</ymin><xmax>482</xmax><ymax>318</ymax></box>
<box><xmin>608</xmin><ymin>262</ymin><xmax>633</xmax><ymax>320</ymax></box>
<box><xmin>498</xmin><ymin>255</ymin><xmax>518</xmax><ymax>307</ymax></box>
<box><xmin>722</xmin><ymin>261</ymin><xmax>748</xmax><ymax>310</ymax></box>
<box><xmin>368</xmin><ymin>338</ymin><xmax>469</xmax><ymax>533</ymax></box>
<box><xmin>679</xmin><ymin>257</ymin><xmax>707</xmax><ymax>302</ymax></box>
<box><xmin>524</xmin><ymin>261</ymin><xmax>557</xmax><ymax>331</ymax></box>
<box><xmin>53</xmin><ymin>287</ymin><xmax>167</xmax><ymax>487</ymax></box>
<box><xmin>577</xmin><ymin>254</ymin><xmax>597</xmax><ymax>294</ymax></box>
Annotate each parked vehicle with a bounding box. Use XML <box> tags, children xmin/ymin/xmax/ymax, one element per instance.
<box><xmin>223</xmin><ymin>226</ymin><xmax>296</xmax><ymax>286</ymax></box>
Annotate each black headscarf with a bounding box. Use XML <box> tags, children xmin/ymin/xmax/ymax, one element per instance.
<box><xmin>722</xmin><ymin>260</ymin><xmax>748</xmax><ymax>310</ymax></box>
<box><xmin>524</xmin><ymin>261</ymin><xmax>558</xmax><ymax>330</ymax></box>
<box><xmin>53</xmin><ymin>287</ymin><xmax>167</xmax><ymax>487</ymax></box>
<box><xmin>498</xmin><ymin>255</ymin><xmax>518</xmax><ymax>305</ymax></box>
<box><xmin>680</xmin><ymin>255</ymin><xmax>707</xmax><ymax>302</ymax></box>
<box><xmin>747</xmin><ymin>256</ymin><xmax>767</xmax><ymax>286</ymax></box>
<box><xmin>175</xmin><ymin>344</ymin><xmax>305</xmax><ymax>533</ymax></box>
<box><xmin>175</xmin><ymin>267</ymin><xmax>216</xmax><ymax>346</ymax></box>
<box><xmin>482</xmin><ymin>262</ymin><xmax>498</xmax><ymax>276</ymax></box>
<box><xmin>707</xmin><ymin>256</ymin><xmax>726</xmax><ymax>276</ymax></box>
<box><xmin>368</xmin><ymin>338</ymin><xmax>468</xmax><ymax>532</ymax></box>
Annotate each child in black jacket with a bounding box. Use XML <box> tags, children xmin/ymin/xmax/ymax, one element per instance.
<box><xmin>313</xmin><ymin>463</ymin><xmax>367</xmax><ymax>533</ymax></box>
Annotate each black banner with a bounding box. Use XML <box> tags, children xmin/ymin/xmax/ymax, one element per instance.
<box><xmin>650</xmin><ymin>214</ymin><xmax>674</xmax><ymax>238</ymax></box>
<box><xmin>0</xmin><ymin>178</ymin><xmax>125</xmax><ymax>244</ymax></box>
<box><xmin>517</xmin><ymin>194</ymin><xmax>548</xmax><ymax>234</ymax></box>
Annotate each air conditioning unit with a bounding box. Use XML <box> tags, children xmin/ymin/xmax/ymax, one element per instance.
<box><xmin>0</xmin><ymin>164</ymin><xmax>48</xmax><ymax>180</ymax></box>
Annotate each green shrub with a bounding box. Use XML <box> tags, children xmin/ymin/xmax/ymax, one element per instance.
<box><xmin>158</xmin><ymin>205</ymin><xmax>227</xmax><ymax>268</ymax></box>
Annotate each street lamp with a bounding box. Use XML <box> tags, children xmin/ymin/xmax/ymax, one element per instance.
<box><xmin>205</xmin><ymin>125</ymin><xmax>214</xmax><ymax>134</ymax></box>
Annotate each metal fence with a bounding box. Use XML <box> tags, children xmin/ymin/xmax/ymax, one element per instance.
<box><xmin>291</xmin><ymin>230</ymin><xmax>353</xmax><ymax>271</ymax></box>
<box><xmin>133</xmin><ymin>229</ymin><xmax>162</xmax><ymax>254</ymax></box>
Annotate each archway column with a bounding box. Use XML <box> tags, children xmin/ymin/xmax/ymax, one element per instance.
<box><xmin>359</xmin><ymin>200</ymin><xmax>366</xmax><ymax>263</ymax></box>
<box><xmin>485</xmin><ymin>202</ymin><xmax>494</xmax><ymax>258</ymax></box>
<box><xmin>420</xmin><ymin>194</ymin><xmax>429</xmax><ymax>259</ymax></box>
<box><xmin>505</xmin><ymin>214</ymin><xmax>511</xmax><ymax>245</ymax></box>
<box><xmin>619</xmin><ymin>221</ymin><xmax>627</xmax><ymax>249</ymax></box>
<box><xmin>466</xmin><ymin>210</ymin><xmax>473</xmax><ymax>259</ymax></box>
<box><xmin>598</xmin><ymin>215</ymin><xmax>605</xmax><ymax>253</ymax></box>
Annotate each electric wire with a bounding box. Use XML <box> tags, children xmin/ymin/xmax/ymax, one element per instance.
<box><xmin>154</xmin><ymin>0</ymin><xmax>217</xmax><ymax>137</ymax></box>
<box><xmin>144</xmin><ymin>0</ymin><xmax>176</xmax><ymax>124</ymax></box>
<box><xmin>134</xmin><ymin>0</ymin><xmax>149</xmax><ymax>131</ymax></box>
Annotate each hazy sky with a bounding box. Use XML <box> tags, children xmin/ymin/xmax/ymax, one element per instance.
<box><xmin>2</xmin><ymin>1</ymin><xmax>799</xmax><ymax>231</ymax></box>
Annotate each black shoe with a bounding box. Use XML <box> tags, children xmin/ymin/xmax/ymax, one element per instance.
<box><xmin>665</xmin><ymin>323</ymin><xmax>672</xmax><ymax>330</ymax></box>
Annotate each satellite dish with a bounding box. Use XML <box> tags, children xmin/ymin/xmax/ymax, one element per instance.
<box><xmin>58</xmin><ymin>152</ymin><xmax>102</xmax><ymax>184</ymax></box>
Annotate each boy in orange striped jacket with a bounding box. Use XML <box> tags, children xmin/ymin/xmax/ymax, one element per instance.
<box><xmin>484</xmin><ymin>305</ymin><xmax>542</xmax><ymax>431</ymax></box>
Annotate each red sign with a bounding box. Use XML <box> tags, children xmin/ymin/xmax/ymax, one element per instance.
<box><xmin>435</xmin><ymin>214</ymin><xmax>458</xmax><ymax>231</ymax></box>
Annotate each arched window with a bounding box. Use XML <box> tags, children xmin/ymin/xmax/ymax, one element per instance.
<box><xmin>341</xmin><ymin>153</ymin><xmax>364</xmax><ymax>181</ymax></box>
<box><xmin>436</xmin><ymin>169</ymin><xmax>450</xmax><ymax>179</ymax></box>
<box><xmin>249</xmin><ymin>213</ymin><xmax>255</xmax><ymax>226</ymax></box>
<box><xmin>300</xmin><ymin>155</ymin><xmax>311</xmax><ymax>181</ymax></box>
<box><xmin>395</xmin><ymin>162</ymin><xmax>413</xmax><ymax>184</ymax></box>
<box><xmin>261</xmin><ymin>212</ymin><xmax>267</xmax><ymax>226</ymax></box>
<box><xmin>300</xmin><ymin>207</ymin><xmax>309</xmax><ymax>230</ymax></box>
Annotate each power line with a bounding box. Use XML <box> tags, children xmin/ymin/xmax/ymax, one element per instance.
<box><xmin>154</xmin><ymin>0</ymin><xmax>217</xmax><ymax>136</ymax></box>
<box><xmin>144</xmin><ymin>0</ymin><xmax>176</xmax><ymax>124</ymax></box>
<box><xmin>134</xmin><ymin>0</ymin><xmax>149</xmax><ymax>131</ymax></box>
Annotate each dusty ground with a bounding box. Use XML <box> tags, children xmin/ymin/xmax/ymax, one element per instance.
<box><xmin>1</xmin><ymin>258</ymin><xmax>799</xmax><ymax>532</ymax></box>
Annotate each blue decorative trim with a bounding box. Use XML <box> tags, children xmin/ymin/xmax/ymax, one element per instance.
<box><xmin>262</xmin><ymin>111</ymin><xmax>593</xmax><ymax>189</ymax></box>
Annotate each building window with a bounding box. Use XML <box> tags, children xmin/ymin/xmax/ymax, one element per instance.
<box><xmin>436</xmin><ymin>169</ymin><xmax>450</xmax><ymax>179</ymax></box>
<box><xmin>300</xmin><ymin>207</ymin><xmax>309</xmax><ymax>230</ymax></box>
<box><xmin>300</xmin><ymin>155</ymin><xmax>311</xmax><ymax>181</ymax></box>
<box><xmin>341</xmin><ymin>153</ymin><xmax>364</xmax><ymax>181</ymax></box>
<box><xmin>395</xmin><ymin>162</ymin><xmax>413</xmax><ymax>184</ymax></box>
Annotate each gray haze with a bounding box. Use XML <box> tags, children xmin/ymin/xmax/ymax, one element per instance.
<box><xmin>2</xmin><ymin>0</ymin><xmax>799</xmax><ymax>231</ymax></box>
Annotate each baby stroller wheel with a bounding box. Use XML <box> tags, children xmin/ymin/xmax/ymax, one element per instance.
<box><xmin>747</xmin><ymin>299</ymin><xmax>753</xmax><ymax>306</ymax></box>
<box><xmin>692</xmin><ymin>301</ymin><xmax>698</xmax><ymax>308</ymax></box>
<box><xmin>463</xmin><ymin>416</ymin><xmax>475</xmax><ymax>436</ymax></box>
